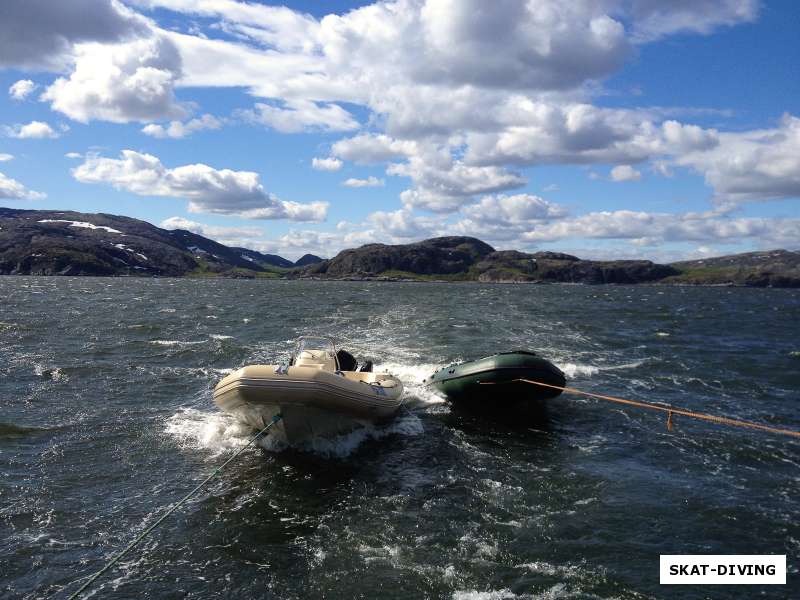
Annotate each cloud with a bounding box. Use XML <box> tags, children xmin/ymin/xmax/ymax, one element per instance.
<box><xmin>160</xmin><ymin>216</ymin><xmax>261</xmax><ymax>237</ymax></box>
<box><xmin>0</xmin><ymin>154</ymin><xmax>13</xmax><ymax>162</ymax></box>
<box><xmin>391</xmin><ymin>157</ymin><xmax>526</xmax><ymax>212</ymax></box>
<box><xmin>0</xmin><ymin>0</ymin><xmax>147</xmax><ymax>70</ymax></box>
<box><xmin>463</xmin><ymin>194</ymin><xmax>568</xmax><ymax>223</ymax></box>
<box><xmin>65</xmin><ymin>152</ymin><xmax>83</xmax><ymax>159</ymax></box>
<box><xmin>628</xmin><ymin>0</ymin><xmax>759</xmax><ymax>42</ymax></box>
<box><xmin>239</xmin><ymin>100</ymin><xmax>358</xmax><ymax>134</ymax></box>
<box><xmin>516</xmin><ymin>209</ymin><xmax>800</xmax><ymax>249</ymax></box>
<box><xmin>311</xmin><ymin>157</ymin><xmax>342</xmax><ymax>172</ymax></box>
<box><xmin>610</xmin><ymin>164</ymin><xmax>641</xmax><ymax>182</ymax></box>
<box><xmin>42</xmin><ymin>35</ymin><xmax>186</xmax><ymax>123</ymax></box>
<box><xmin>4</xmin><ymin>121</ymin><xmax>59</xmax><ymax>139</ymax></box>
<box><xmin>9</xmin><ymin>79</ymin><xmax>37</xmax><ymax>100</ymax></box>
<box><xmin>343</xmin><ymin>176</ymin><xmax>384</xmax><ymax>188</ymax></box>
<box><xmin>675</xmin><ymin>114</ymin><xmax>800</xmax><ymax>203</ymax></box>
<box><xmin>464</xmin><ymin>102</ymin><xmax>720</xmax><ymax>167</ymax></box>
<box><xmin>72</xmin><ymin>150</ymin><xmax>328</xmax><ymax>221</ymax></box>
<box><xmin>332</xmin><ymin>134</ymin><xmax>418</xmax><ymax>165</ymax></box>
<box><xmin>141</xmin><ymin>114</ymin><xmax>222</xmax><ymax>138</ymax></box>
<box><xmin>448</xmin><ymin>193</ymin><xmax>569</xmax><ymax>243</ymax></box>
<box><xmin>0</xmin><ymin>171</ymin><xmax>46</xmax><ymax>200</ymax></box>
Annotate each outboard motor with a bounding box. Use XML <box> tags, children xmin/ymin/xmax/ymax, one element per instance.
<box><xmin>359</xmin><ymin>360</ymin><xmax>373</xmax><ymax>373</ymax></box>
<box><xmin>336</xmin><ymin>349</ymin><xmax>358</xmax><ymax>371</ymax></box>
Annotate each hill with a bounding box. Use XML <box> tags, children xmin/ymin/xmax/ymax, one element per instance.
<box><xmin>2</xmin><ymin>207</ymin><xmax>798</xmax><ymax>286</ymax></box>
<box><xmin>665</xmin><ymin>249</ymin><xmax>800</xmax><ymax>287</ymax></box>
<box><xmin>298</xmin><ymin>239</ymin><xmax>679</xmax><ymax>284</ymax></box>
<box><xmin>294</xmin><ymin>253</ymin><xmax>325</xmax><ymax>267</ymax></box>
<box><xmin>0</xmin><ymin>207</ymin><xmax>292</xmax><ymax>277</ymax></box>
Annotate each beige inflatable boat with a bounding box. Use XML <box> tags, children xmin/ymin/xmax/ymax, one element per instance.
<box><xmin>213</xmin><ymin>336</ymin><xmax>404</xmax><ymax>444</ymax></box>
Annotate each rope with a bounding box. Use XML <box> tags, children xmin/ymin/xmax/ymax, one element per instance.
<box><xmin>66</xmin><ymin>413</ymin><xmax>283</xmax><ymax>600</ymax></box>
<box><xmin>482</xmin><ymin>379</ymin><xmax>800</xmax><ymax>439</ymax></box>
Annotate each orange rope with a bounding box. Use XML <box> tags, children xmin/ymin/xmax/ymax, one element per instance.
<box><xmin>481</xmin><ymin>379</ymin><xmax>800</xmax><ymax>438</ymax></box>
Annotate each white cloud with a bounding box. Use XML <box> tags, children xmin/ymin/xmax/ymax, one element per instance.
<box><xmin>332</xmin><ymin>134</ymin><xmax>418</xmax><ymax>164</ymax></box>
<box><xmin>0</xmin><ymin>0</ymin><xmax>148</xmax><ymax>71</ymax></box>
<box><xmin>628</xmin><ymin>0</ymin><xmax>759</xmax><ymax>42</ymax></box>
<box><xmin>9</xmin><ymin>79</ymin><xmax>37</xmax><ymax>100</ymax></box>
<box><xmin>517</xmin><ymin>209</ymin><xmax>800</xmax><ymax>249</ymax></box>
<box><xmin>4</xmin><ymin>121</ymin><xmax>59</xmax><ymax>139</ymax></box>
<box><xmin>343</xmin><ymin>176</ymin><xmax>384</xmax><ymax>188</ymax></box>
<box><xmin>42</xmin><ymin>35</ymin><xmax>186</xmax><ymax>123</ymax></box>
<box><xmin>448</xmin><ymin>193</ymin><xmax>569</xmax><ymax>243</ymax></box>
<box><xmin>463</xmin><ymin>194</ymin><xmax>568</xmax><ymax>224</ymax></box>
<box><xmin>142</xmin><ymin>114</ymin><xmax>221</xmax><ymax>138</ymax></box>
<box><xmin>464</xmin><ymin>102</ymin><xmax>720</xmax><ymax>167</ymax></box>
<box><xmin>610</xmin><ymin>164</ymin><xmax>641</xmax><ymax>182</ymax></box>
<box><xmin>0</xmin><ymin>154</ymin><xmax>13</xmax><ymax>162</ymax></box>
<box><xmin>65</xmin><ymin>152</ymin><xmax>83</xmax><ymax>159</ymax></box>
<box><xmin>675</xmin><ymin>114</ymin><xmax>800</xmax><ymax>203</ymax></box>
<box><xmin>239</xmin><ymin>100</ymin><xmax>358</xmax><ymax>134</ymax></box>
<box><xmin>159</xmin><ymin>216</ymin><xmax>264</xmax><ymax>242</ymax></box>
<box><xmin>0</xmin><ymin>171</ymin><xmax>46</xmax><ymax>200</ymax></box>
<box><xmin>311</xmin><ymin>157</ymin><xmax>342</xmax><ymax>172</ymax></box>
<box><xmin>391</xmin><ymin>157</ymin><xmax>526</xmax><ymax>212</ymax></box>
<box><xmin>73</xmin><ymin>150</ymin><xmax>328</xmax><ymax>221</ymax></box>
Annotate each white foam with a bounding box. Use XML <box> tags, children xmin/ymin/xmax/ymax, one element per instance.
<box><xmin>165</xmin><ymin>408</ymin><xmax>423</xmax><ymax>459</ymax></box>
<box><xmin>376</xmin><ymin>361</ymin><xmax>446</xmax><ymax>407</ymax></box>
<box><xmin>260</xmin><ymin>412</ymin><xmax>424</xmax><ymax>458</ymax></box>
<box><xmin>453</xmin><ymin>590</ymin><xmax>516</xmax><ymax>600</ymax></box>
<box><xmin>149</xmin><ymin>339</ymin><xmax>205</xmax><ymax>347</ymax></box>
<box><xmin>557</xmin><ymin>359</ymin><xmax>645</xmax><ymax>379</ymax></box>
<box><xmin>165</xmin><ymin>408</ymin><xmax>254</xmax><ymax>456</ymax></box>
<box><xmin>210</xmin><ymin>334</ymin><xmax>233</xmax><ymax>340</ymax></box>
<box><xmin>558</xmin><ymin>363</ymin><xmax>600</xmax><ymax>378</ymax></box>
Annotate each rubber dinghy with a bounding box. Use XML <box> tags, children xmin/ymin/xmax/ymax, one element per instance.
<box><xmin>214</xmin><ymin>336</ymin><xmax>404</xmax><ymax>444</ymax></box>
<box><xmin>426</xmin><ymin>351</ymin><xmax>566</xmax><ymax>412</ymax></box>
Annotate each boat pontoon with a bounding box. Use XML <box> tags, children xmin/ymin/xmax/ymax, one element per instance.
<box><xmin>214</xmin><ymin>336</ymin><xmax>404</xmax><ymax>443</ymax></box>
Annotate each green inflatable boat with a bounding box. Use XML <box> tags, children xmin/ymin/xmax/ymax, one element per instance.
<box><xmin>425</xmin><ymin>351</ymin><xmax>566</xmax><ymax>410</ymax></box>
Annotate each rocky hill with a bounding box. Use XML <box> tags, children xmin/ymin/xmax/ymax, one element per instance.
<box><xmin>665</xmin><ymin>249</ymin><xmax>800</xmax><ymax>287</ymax></box>
<box><xmin>0</xmin><ymin>207</ymin><xmax>294</xmax><ymax>277</ymax></box>
<box><xmin>472</xmin><ymin>250</ymin><xmax>677</xmax><ymax>284</ymax></box>
<box><xmin>2</xmin><ymin>207</ymin><xmax>797</xmax><ymax>286</ymax></box>
<box><xmin>294</xmin><ymin>253</ymin><xmax>325</xmax><ymax>267</ymax></box>
<box><xmin>302</xmin><ymin>237</ymin><xmax>495</xmax><ymax>278</ymax></box>
<box><xmin>298</xmin><ymin>238</ymin><xmax>679</xmax><ymax>284</ymax></box>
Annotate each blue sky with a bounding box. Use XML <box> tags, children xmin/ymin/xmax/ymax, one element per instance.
<box><xmin>0</xmin><ymin>0</ymin><xmax>798</xmax><ymax>260</ymax></box>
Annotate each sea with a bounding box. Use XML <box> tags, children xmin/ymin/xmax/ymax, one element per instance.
<box><xmin>1</xmin><ymin>277</ymin><xmax>798</xmax><ymax>599</ymax></box>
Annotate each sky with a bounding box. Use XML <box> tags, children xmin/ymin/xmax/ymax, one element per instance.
<box><xmin>0</xmin><ymin>0</ymin><xmax>798</xmax><ymax>261</ymax></box>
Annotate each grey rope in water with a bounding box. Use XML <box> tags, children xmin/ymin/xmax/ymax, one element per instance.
<box><xmin>66</xmin><ymin>413</ymin><xmax>283</xmax><ymax>600</ymax></box>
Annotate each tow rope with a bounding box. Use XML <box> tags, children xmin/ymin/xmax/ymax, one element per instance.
<box><xmin>481</xmin><ymin>379</ymin><xmax>800</xmax><ymax>439</ymax></box>
<box><xmin>65</xmin><ymin>413</ymin><xmax>283</xmax><ymax>600</ymax></box>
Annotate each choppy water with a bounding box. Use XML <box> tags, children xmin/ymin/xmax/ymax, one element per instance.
<box><xmin>1</xmin><ymin>277</ymin><xmax>798</xmax><ymax>599</ymax></box>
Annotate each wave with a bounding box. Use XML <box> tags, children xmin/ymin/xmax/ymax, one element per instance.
<box><xmin>375</xmin><ymin>361</ymin><xmax>446</xmax><ymax>407</ymax></box>
<box><xmin>149</xmin><ymin>339</ymin><xmax>206</xmax><ymax>347</ymax></box>
<box><xmin>259</xmin><ymin>412</ymin><xmax>424</xmax><ymax>458</ymax></box>
<box><xmin>557</xmin><ymin>359</ymin><xmax>646</xmax><ymax>379</ymax></box>
<box><xmin>164</xmin><ymin>408</ymin><xmax>255</xmax><ymax>456</ymax></box>
<box><xmin>164</xmin><ymin>407</ymin><xmax>423</xmax><ymax>459</ymax></box>
<box><xmin>33</xmin><ymin>363</ymin><xmax>67</xmax><ymax>382</ymax></box>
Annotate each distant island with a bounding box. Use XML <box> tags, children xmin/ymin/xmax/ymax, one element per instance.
<box><xmin>1</xmin><ymin>207</ymin><xmax>798</xmax><ymax>287</ymax></box>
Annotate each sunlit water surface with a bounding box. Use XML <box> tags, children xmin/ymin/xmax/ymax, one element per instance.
<box><xmin>1</xmin><ymin>278</ymin><xmax>798</xmax><ymax>599</ymax></box>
